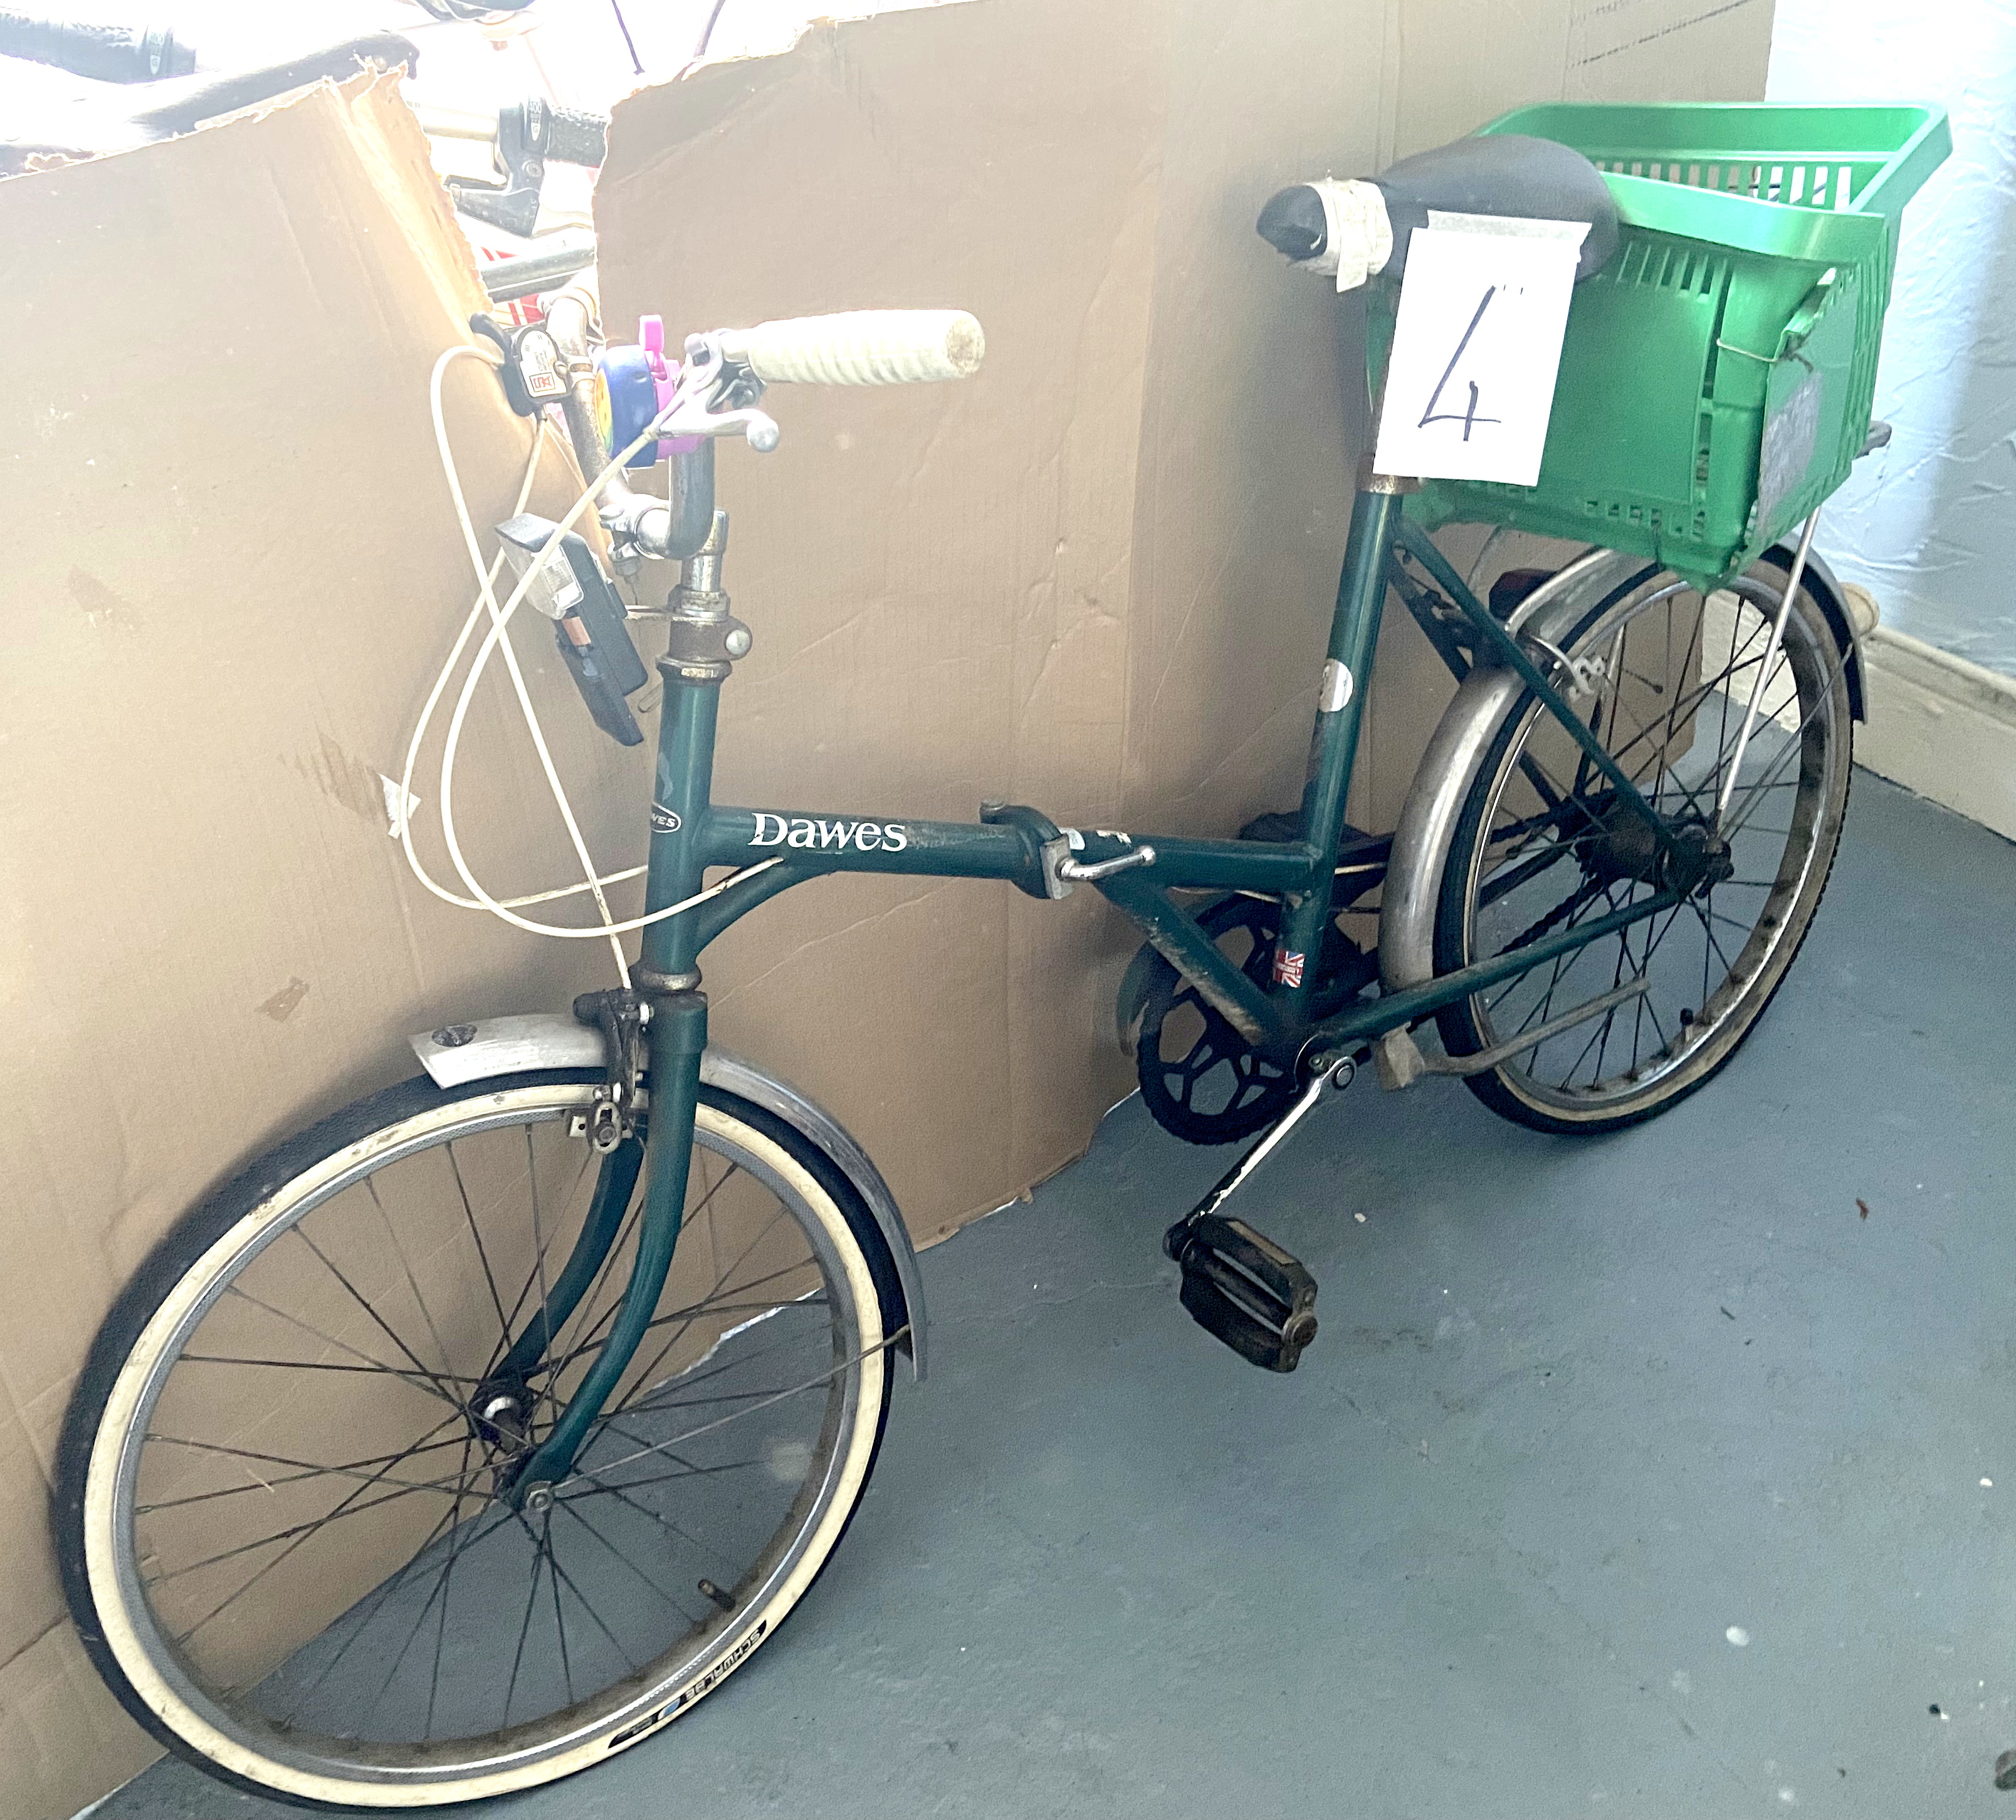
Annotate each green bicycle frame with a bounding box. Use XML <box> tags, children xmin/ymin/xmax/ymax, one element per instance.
<box><xmin>509</xmin><ymin>481</ymin><xmax>1681</xmax><ymax>1491</ymax></box>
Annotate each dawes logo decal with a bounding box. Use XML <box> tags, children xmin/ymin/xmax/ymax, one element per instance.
<box><xmin>750</xmin><ymin>814</ymin><xmax>910</xmax><ymax>853</ymax></box>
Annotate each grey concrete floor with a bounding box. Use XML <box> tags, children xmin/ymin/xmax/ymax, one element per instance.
<box><xmin>103</xmin><ymin>774</ymin><xmax>2016</xmax><ymax>1819</ymax></box>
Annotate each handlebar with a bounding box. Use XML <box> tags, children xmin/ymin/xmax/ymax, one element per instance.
<box><xmin>718</xmin><ymin>310</ymin><xmax>985</xmax><ymax>386</ymax></box>
<box><xmin>545</xmin><ymin>104</ymin><xmax>607</xmax><ymax>167</ymax></box>
<box><xmin>0</xmin><ymin>14</ymin><xmax>193</xmax><ymax>82</ymax></box>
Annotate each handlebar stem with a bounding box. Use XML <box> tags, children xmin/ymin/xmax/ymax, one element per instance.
<box><xmin>545</xmin><ymin>283</ymin><xmax>718</xmax><ymax>562</ymax></box>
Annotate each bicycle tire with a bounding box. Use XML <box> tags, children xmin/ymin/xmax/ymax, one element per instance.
<box><xmin>56</xmin><ymin>1069</ymin><xmax>899</xmax><ymax>1809</ymax></box>
<box><xmin>1431</xmin><ymin>557</ymin><xmax>1852</xmax><ymax>1134</ymax></box>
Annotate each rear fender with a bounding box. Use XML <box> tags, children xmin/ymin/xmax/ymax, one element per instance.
<box><xmin>1376</xmin><ymin>542</ymin><xmax>1866</xmax><ymax>995</ymax></box>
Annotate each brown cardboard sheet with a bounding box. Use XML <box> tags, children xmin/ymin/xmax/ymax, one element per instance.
<box><xmin>0</xmin><ymin>73</ymin><xmax>649</xmax><ymax>1819</ymax></box>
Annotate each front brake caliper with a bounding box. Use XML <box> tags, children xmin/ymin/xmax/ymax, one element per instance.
<box><xmin>572</xmin><ymin>988</ymin><xmax>646</xmax><ymax>1152</ymax></box>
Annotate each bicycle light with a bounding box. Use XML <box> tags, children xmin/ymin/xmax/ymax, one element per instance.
<box><xmin>494</xmin><ymin>514</ymin><xmax>651</xmax><ymax>746</ymax></box>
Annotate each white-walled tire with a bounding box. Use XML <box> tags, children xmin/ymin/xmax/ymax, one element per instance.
<box><xmin>56</xmin><ymin>1071</ymin><xmax>899</xmax><ymax>1809</ymax></box>
<box><xmin>1432</xmin><ymin>560</ymin><xmax>1852</xmax><ymax>1133</ymax></box>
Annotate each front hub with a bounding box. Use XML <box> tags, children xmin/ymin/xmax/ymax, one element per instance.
<box><xmin>470</xmin><ymin>1379</ymin><xmax>538</xmax><ymax>1498</ymax></box>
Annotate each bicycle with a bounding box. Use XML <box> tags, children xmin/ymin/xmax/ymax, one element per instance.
<box><xmin>54</xmin><ymin>101</ymin><xmax>1946</xmax><ymax>1807</ymax></box>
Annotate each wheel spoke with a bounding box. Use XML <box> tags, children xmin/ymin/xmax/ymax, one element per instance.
<box><xmin>1454</xmin><ymin>566</ymin><xmax>1838</xmax><ymax>1110</ymax></box>
<box><xmin>587</xmin><ymin>1320</ymin><xmax>826</xmax><ymax>1439</ymax></box>
<box><xmin>288</xmin><ymin>1224</ymin><xmax>459</xmax><ymax>1411</ymax></box>
<box><xmin>136</xmin><ymin>1428</ymin><xmax>471</xmax><ymax>1512</ymax></box>
<box><xmin>103</xmin><ymin>1091</ymin><xmax>885</xmax><ymax>1780</ymax></box>
<box><xmin>485</xmin><ymin>1135</ymin><xmax>595</xmax><ymax>1384</ymax></box>
<box><xmin>577</xmin><ymin>1333</ymin><xmax>900</xmax><ymax>1486</ymax></box>
<box><xmin>365</xmin><ymin>1176</ymin><xmax>456</xmax><ymax>1385</ymax></box>
<box><xmin>500</xmin><ymin>1518</ymin><xmax>545</xmax><ymax>1732</ymax></box>
<box><xmin>554</xmin><ymin>1495</ymin><xmax>690</xmax><ymax>1632</ymax></box>
<box><xmin>530</xmin><ymin>1506</ymin><xmax>643</xmax><ymax>1678</ymax></box>
<box><xmin>533</xmin><ymin>1508</ymin><xmax>575</xmax><ymax>1710</ymax></box>
<box><xmin>175</xmin><ymin>1354</ymin><xmax>486</xmax><ymax>1386</ymax></box>
<box><xmin>424</xmin><ymin>1437</ymin><xmax>482</xmax><ymax>1743</ymax></box>
<box><xmin>559</xmin><ymin>1456</ymin><xmax>742</xmax><ymax>1592</ymax></box>
<box><xmin>1720</xmin><ymin>661</ymin><xmax>1839</xmax><ymax>840</ymax></box>
<box><xmin>219</xmin><ymin>1285</ymin><xmax>458</xmax><ymax>1409</ymax></box>
<box><xmin>592</xmin><ymin>1182</ymin><xmax>788</xmax><ymax>1418</ymax></box>
<box><xmin>444</xmin><ymin>1140</ymin><xmax>515</xmax><ymax>1359</ymax></box>
<box><xmin>541</xmin><ymin>1276</ymin><xmax>829</xmax><ymax>1384</ymax></box>
<box><xmin>270</xmin><ymin>1463</ymin><xmax>495</xmax><ymax>1727</ymax></box>
<box><xmin>154</xmin><ymin>1456</ymin><xmax>478</xmax><ymax>1598</ymax></box>
<box><xmin>165</xmin><ymin>1462</ymin><xmax>492</xmax><ymax>1658</ymax></box>
<box><xmin>326</xmin><ymin>1483</ymin><xmax>476</xmax><ymax>1734</ymax></box>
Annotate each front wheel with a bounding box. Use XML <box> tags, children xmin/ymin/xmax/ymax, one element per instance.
<box><xmin>1432</xmin><ymin>555</ymin><xmax>1853</xmax><ymax>1134</ymax></box>
<box><xmin>57</xmin><ymin>1071</ymin><xmax>900</xmax><ymax>1809</ymax></box>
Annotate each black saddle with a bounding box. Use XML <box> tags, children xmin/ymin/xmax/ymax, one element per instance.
<box><xmin>1257</xmin><ymin>134</ymin><xmax>1620</xmax><ymax>282</ymax></box>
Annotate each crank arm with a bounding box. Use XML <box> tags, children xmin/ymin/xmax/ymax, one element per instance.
<box><xmin>1162</xmin><ymin>1055</ymin><xmax>1353</xmax><ymax>1374</ymax></box>
<box><xmin>1165</xmin><ymin>1052</ymin><xmax>1355</xmax><ymax>1253</ymax></box>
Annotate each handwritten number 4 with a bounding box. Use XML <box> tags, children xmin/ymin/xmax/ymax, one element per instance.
<box><xmin>1419</xmin><ymin>285</ymin><xmax>1501</xmax><ymax>442</ymax></box>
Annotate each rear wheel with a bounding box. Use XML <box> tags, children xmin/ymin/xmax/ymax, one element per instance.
<box><xmin>58</xmin><ymin>1071</ymin><xmax>898</xmax><ymax>1808</ymax></box>
<box><xmin>1432</xmin><ymin>556</ymin><xmax>1852</xmax><ymax>1134</ymax></box>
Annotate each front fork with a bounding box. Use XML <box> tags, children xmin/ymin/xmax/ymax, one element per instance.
<box><xmin>508</xmin><ymin>997</ymin><xmax>707</xmax><ymax>1499</ymax></box>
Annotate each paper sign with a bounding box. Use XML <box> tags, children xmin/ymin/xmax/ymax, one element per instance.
<box><xmin>1373</xmin><ymin>223</ymin><xmax>1584</xmax><ymax>487</ymax></box>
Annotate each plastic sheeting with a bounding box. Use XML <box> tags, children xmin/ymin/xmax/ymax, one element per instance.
<box><xmin>1769</xmin><ymin>0</ymin><xmax>2016</xmax><ymax>676</ymax></box>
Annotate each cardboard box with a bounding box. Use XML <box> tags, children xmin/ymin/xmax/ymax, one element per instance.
<box><xmin>1</xmin><ymin>1</ymin><xmax>1775</xmax><ymax>1809</ymax></box>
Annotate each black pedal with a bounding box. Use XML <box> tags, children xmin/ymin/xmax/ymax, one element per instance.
<box><xmin>1164</xmin><ymin>1214</ymin><xmax>1318</xmax><ymax>1372</ymax></box>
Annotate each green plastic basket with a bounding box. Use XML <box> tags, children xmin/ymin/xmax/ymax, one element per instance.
<box><xmin>1398</xmin><ymin>102</ymin><xmax>1951</xmax><ymax>582</ymax></box>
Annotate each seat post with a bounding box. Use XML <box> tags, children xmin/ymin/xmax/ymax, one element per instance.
<box><xmin>1276</xmin><ymin>475</ymin><xmax>1407</xmax><ymax>998</ymax></box>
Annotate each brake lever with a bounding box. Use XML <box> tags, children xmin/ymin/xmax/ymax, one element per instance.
<box><xmin>646</xmin><ymin>333</ymin><xmax>779</xmax><ymax>451</ymax></box>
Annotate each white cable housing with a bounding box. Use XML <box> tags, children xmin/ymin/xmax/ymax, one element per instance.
<box><xmin>403</xmin><ymin>343</ymin><xmax>781</xmax><ymax>987</ymax></box>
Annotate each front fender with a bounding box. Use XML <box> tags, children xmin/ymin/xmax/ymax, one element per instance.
<box><xmin>408</xmin><ymin>1014</ymin><xmax>927</xmax><ymax>1379</ymax></box>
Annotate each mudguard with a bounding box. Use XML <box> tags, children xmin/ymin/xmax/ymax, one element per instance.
<box><xmin>407</xmin><ymin>1015</ymin><xmax>927</xmax><ymax>1379</ymax></box>
<box><xmin>1377</xmin><ymin>540</ymin><xmax>1866</xmax><ymax>995</ymax></box>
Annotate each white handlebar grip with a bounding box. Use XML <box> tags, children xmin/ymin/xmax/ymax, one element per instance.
<box><xmin>724</xmin><ymin>310</ymin><xmax>985</xmax><ymax>385</ymax></box>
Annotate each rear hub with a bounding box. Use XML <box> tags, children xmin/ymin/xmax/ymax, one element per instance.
<box><xmin>1580</xmin><ymin>798</ymin><xmax>1730</xmax><ymax>898</ymax></box>
<box><xmin>1659</xmin><ymin>819</ymin><xmax>1735</xmax><ymax>898</ymax></box>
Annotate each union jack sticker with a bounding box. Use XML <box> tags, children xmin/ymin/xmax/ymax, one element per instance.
<box><xmin>1273</xmin><ymin>947</ymin><xmax>1306</xmax><ymax>988</ymax></box>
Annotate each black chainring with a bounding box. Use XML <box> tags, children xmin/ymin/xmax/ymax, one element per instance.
<box><xmin>1134</xmin><ymin>896</ymin><xmax>1372</xmax><ymax>1145</ymax></box>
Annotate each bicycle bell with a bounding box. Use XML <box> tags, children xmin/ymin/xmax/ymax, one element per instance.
<box><xmin>594</xmin><ymin>315</ymin><xmax>702</xmax><ymax>466</ymax></box>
